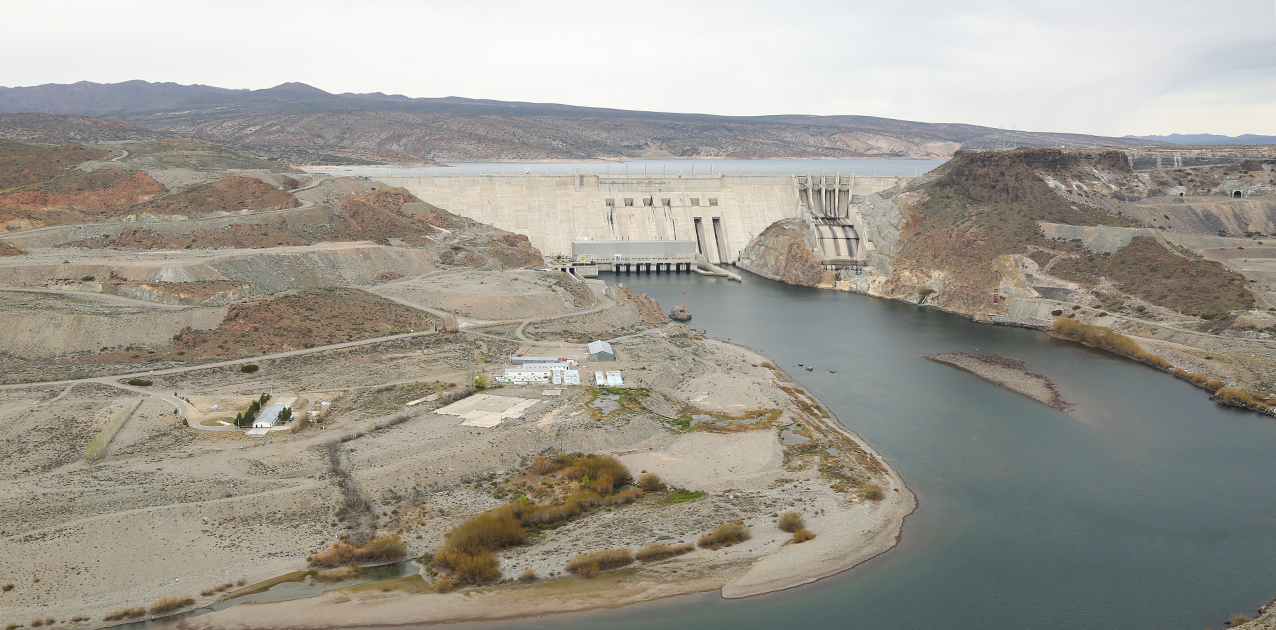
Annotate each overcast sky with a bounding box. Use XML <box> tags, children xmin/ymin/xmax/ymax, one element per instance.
<box><xmin>3</xmin><ymin>0</ymin><xmax>1274</xmax><ymax>136</ymax></box>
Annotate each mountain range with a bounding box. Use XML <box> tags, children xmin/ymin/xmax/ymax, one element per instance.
<box><xmin>0</xmin><ymin>80</ymin><xmax>1161</xmax><ymax>164</ymax></box>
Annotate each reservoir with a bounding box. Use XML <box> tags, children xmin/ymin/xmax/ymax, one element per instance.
<box><xmin>481</xmin><ymin>271</ymin><xmax>1276</xmax><ymax>630</ymax></box>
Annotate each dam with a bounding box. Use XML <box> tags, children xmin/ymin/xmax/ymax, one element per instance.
<box><xmin>375</xmin><ymin>173</ymin><xmax>913</xmax><ymax>265</ymax></box>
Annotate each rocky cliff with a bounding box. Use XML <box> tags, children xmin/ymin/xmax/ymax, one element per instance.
<box><xmin>738</xmin><ymin>148</ymin><xmax>1276</xmax><ymax>396</ymax></box>
<box><xmin>736</xmin><ymin>218</ymin><xmax>826</xmax><ymax>287</ymax></box>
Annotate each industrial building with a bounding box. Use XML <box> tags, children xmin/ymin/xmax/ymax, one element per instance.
<box><xmin>588</xmin><ymin>340</ymin><xmax>615</xmax><ymax>361</ymax></box>
<box><xmin>251</xmin><ymin>404</ymin><xmax>285</xmax><ymax>428</ymax></box>
<box><xmin>570</xmin><ymin>240</ymin><xmax>698</xmax><ymax>274</ymax></box>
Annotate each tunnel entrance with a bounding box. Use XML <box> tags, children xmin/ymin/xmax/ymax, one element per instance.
<box><xmin>1235</xmin><ymin>191</ymin><xmax>1243</xmax><ymax>198</ymax></box>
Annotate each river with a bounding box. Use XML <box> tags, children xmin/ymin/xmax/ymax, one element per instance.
<box><xmin>462</xmin><ymin>270</ymin><xmax>1276</xmax><ymax>630</ymax></box>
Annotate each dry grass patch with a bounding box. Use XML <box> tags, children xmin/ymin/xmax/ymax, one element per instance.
<box><xmin>638</xmin><ymin>472</ymin><xmax>663</xmax><ymax>491</ymax></box>
<box><xmin>565</xmin><ymin>549</ymin><xmax>634</xmax><ymax>577</ymax></box>
<box><xmin>635</xmin><ymin>542</ymin><xmax>695</xmax><ymax>562</ymax></box>
<box><xmin>101</xmin><ymin>608</ymin><xmax>146</xmax><ymax>622</ymax></box>
<box><xmin>1050</xmin><ymin>318</ymin><xmax>1172</xmax><ymax>369</ymax></box>
<box><xmin>792</xmin><ymin>528</ymin><xmax>816</xmax><ymax>543</ymax></box>
<box><xmin>699</xmin><ymin>521</ymin><xmax>751</xmax><ymax>550</ymax></box>
<box><xmin>519</xmin><ymin>568</ymin><xmax>540</xmax><ymax>583</ymax></box>
<box><xmin>777</xmin><ymin>511</ymin><xmax>804</xmax><ymax>533</ymax></box>
<box><xmin>863</xmin><ymin>483</ymin><xmax>886</xmax><ymax>501</ymax></box>
<box><xmin>309</xmin><ymin>534</ymin><xmax>407</xmax><ymax>568</ymax></box>
<box><xmin>149</xmin><ymin>595</ymin><xmax>194</xmax><ymax>615</ymax></box>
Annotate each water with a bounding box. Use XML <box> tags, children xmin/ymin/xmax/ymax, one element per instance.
<box><xmin>465</xmin><ymin>270</ymin><xmax>1276</xmax><ymax>630</ymax></box>
<box><xmin>304</xmin><ymin>158</ymin><xmax>946</xmax><ymax>178</ymax></box>
<box><xmin>111</xmin><ymin>562</ymin><xmax>419</xmax><ymax>630</ymax></box>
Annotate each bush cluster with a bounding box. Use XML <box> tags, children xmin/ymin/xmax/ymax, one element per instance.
<box><xmin>102</xmin><ymin>608</ymin><xmax>147</xmax><ymax>621</ymax></box>
<box><xmin>634</xmin><ymin>542</ymin><xmax>695</xmax><ymax>562</ymax></box>
<box><xmin>309</xmin><ymin>534</ymin><xmax>407</xmax><ymax>568</ymax></box>
<box><xmin>563</xmin><ymin>455</ymin><xmax>632</xmax><ymax>495</ymax></box>
<box><xmin>1050</xmin><ymin>318</ymin><xmax>1172</xmax><ymax>369</ymax></box>
<box><xmin>698</xmin><ymin>521</ymin><xmax>751</xmax><ymax>550</ymax></box>
<box><xmin>149</xmin><ymin>595</ymin><xmax>195</xmax><ymax>615</ymax></box>
<box><xmin>431</xmin><ymin>461</ymin><xmax>641</xmax><ymax>586</ymax></box>
<box><xmin>565</xmin><ymin>549</ymin><xmax>634</xmax><ymax>577</ymax></box>
<box><xmin>777</xmin><ymin>512</ymin><xmax>804</xmax><ymax>533</ymax></box>
<box><xmin>638</xmin><ymin>472</ymin><xmax>663</xmax><ymax>492</ymax></box>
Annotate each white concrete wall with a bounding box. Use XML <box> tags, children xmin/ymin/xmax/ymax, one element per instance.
<box><xmin>376</xmin><ymin>173</ymin><xmax>911</xmax><ymax>262</ymax></box>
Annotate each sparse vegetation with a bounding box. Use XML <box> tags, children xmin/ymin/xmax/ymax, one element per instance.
<box><xmin>792</xmin><ymin>528</ymin><xmax>817</xmax><ymax>543</ymax></box>
<box><xmin>778</xmin><ymin>511</ymin><xmax>804</xmax><ymax>533</ymax></box>
<box><xmin>102</xmin><ymin>608</ymin><xmax>146</xmax><ymax>622</ymax></box>
<box><xmin>635</xmin><ymin>542</ymin><xmax>695</xmax><ymax>562</ymax></box>
<box><xmin>565</xmin><ymin>549</ymin><xmax>634</xmax><ymax>577</ymax></box>
<box><xmin>863</xmin><ymin>483</ymin><xmax>886</xmax><ymax>501</ymax></box>
<box><xmin>638</xmin><ymin>472</ymin><xmax>663</xmax><ymax>491</ymax></box>
<box><xmin>149</xmin><ymin>595</ymin><xmax>195</xmax><ymax>615</ymax></box>
<box><xmin>240</xmin><ymin>364</ymin><xmax>259</xmax><ymax>373</ymax></box>
<box><xmin>84</xmin><ymin>401</ymin><xmax>138</xmax><ymax>461</ymax></box>
<box><xmin>126</xmin><ymin>378</ymin><xmax>153</xmax><ymax>386</ymax></box>
<box><xmin>1050</xmin><ymin>318</ymin><xmax>1172</xmax><ymax>370</ymax></box>
<box><xmin>309</xmin><ymin>534</ymin><xmax>407</xmax><ymax>568</ymax></box>
<box><xmin>519</xmin><ymin>568</ymin><xmax>539</xmax><ymax>582</ymax></box>
<box><xmin>698</xmin><ymin>521</ymin><xmax>751</xmax><ymax>550</ymax></box>
<box><xmin>1227</xmin><ymin>613</ymin><xmax>1250</xmax><ymax>625</ymax></box>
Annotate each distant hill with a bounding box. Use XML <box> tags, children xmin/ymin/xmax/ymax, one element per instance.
<box><xmin>0</xmin><ymin>80</ymin><xmax>1161</xmax><ymax>163</ymax></box>
<box><xmin>1128</xmin><ymin>133</ymin><xmax>1276</xmax><ymax>146</ymax></box>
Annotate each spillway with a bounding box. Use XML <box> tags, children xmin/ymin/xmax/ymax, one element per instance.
<box><xmin>373</xmin><ymin>173</ymin><xmax>912</xmax><ymax>264</ymax></box>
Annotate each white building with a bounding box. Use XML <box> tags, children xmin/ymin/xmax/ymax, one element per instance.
<box><xmin>588</xmin><ymin>340</ymin><xmax>615</xmax><ymax>361</ymax></box>
<box><xmin>504</xmin><ymin>367</ymin><xmax>552</xmax><ymax>383</ymax></box>
<box><xmin>595</xmin><ymin>371</ymin><xmax>606</xmax><ymax>386</ymax></box>
<box><xmin>563</xmin><ymin>370</ymin><xmax>581</xmax><ymax>385</ymax></box>
<box><xmin>252</xmin><ymin>404</ymin><xmax>285</xmax><ymax>428</ymax></box>
<box><xmin>606</xmin><ymin>371</ymin><xmax>624</xmax><ymax>387</ymax></box>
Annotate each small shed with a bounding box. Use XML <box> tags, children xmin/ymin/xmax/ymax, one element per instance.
<box><xmin>588</xmin><ymin>340</ymin><xmax>615</xmax><ymax>361</ymax></box>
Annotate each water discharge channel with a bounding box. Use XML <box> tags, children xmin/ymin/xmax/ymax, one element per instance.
<box><xmin>465</xmin><ymin>270</ymin><xmax>1276</xmax><ymax>630</ymax></box>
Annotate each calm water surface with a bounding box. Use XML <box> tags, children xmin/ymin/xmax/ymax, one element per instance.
<box><xmin>460</xmin><ymin>270</ymin><xmax>1276</xmax><ymax>630</ymax></box>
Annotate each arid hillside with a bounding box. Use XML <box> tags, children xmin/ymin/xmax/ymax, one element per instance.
<box><xmin>0</xmin><ymin>81</ymin><xmax>1155</xmax><ymax>163</ymax></box>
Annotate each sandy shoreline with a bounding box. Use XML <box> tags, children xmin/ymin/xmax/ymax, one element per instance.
<box><xmin>174</xmin><ymin>343</ymin><xmax>916</xmax><ymax>629</ymax></box>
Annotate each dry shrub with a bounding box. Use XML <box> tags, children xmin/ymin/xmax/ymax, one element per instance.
<box><xmin>102</xmin><ymin>608</ymin><xmax>146</xmax><ymax>622</ymax></box>
<box><xmin>792</xmin><ymin>528</ymin><xmax>817</xmax><ymax>543</ymax></box>
<box><xmin>444</xmin><ymin>508</ymin><xmax>526</xmax><ymax>555</ymax></box>
<box><xmin>519</xmin><ymin>568</ymin><xmax>539</xmax><ymax>583</ymax></box>
<box><xmin>565</xmin><ymin>549</ymin><xmax>634</xmax><ymax>576</ymax></box>
<box><xmin>564</xmin><ymin>455</ymin><xmax>631</xmax><ymax>495</ymax></box>
<box><xmin>863</xmin><ymin>483</ymin><xmax>886</xmax><ymax>501</ymax></box>
<box><xmin>1228</xmin><ymin>614</ymin><xmax>1250</xmax><ymax>625</ymax></box>
<box><xmin>236</xmin><ymin>578</ymin><xmax>247</xmax><ymax>586</ymax></box>
<box><xmin>149</xmin><ymin>595</ymin><xmax>194</xmax><ymax>615</ymax></box>
<box><xmin>1215</xmin><ymin>387</ymin><xmax>1269</xmax><ymax>410</ymax></box>
<box><xmin>777</xmin><ymin>512</ymin><xmax>804</xmax><ymax>533</ymax></box>
<box><xmin>698</xmin><ymin>521</ymin><xmax>751</xmax><ymax>550</ymax></box>
<box><xmin>635</xmin><ymin>542</ymin><xmax>695</xmax><ymax>562</ymax></box>
<box><xmin>529</xmin><ymin>453</ymin><xmax>572</xmax><ymax>474</ymax></box>
<box><xmin>433</xmin><ymin>548</ymin><xmax>502</xmax><ymax>585</ymax></box>
<box><xmin>29</xmin><ymin>621</ymin><xmax>41</xmax><ymax>628</ymax></box>
<box><xmin>638</xmin><ymin>472</ymin><xmax>663</xmax><ymax>492</ymax></box>
<box><xmin>200</xmin><ymin>589</ymin><xmax>215</xmax><ymax>596</ymax></box>
<box><xmin>70</xmin><ymin>617</ymin><xmax>90</xmax><ymax>623</ymax></box>
<box><xmin>4</xmin><ymin>624</ymin><xmax>18</xmax><ymax>630</ymax></box>
<box><xmin>309</xmin><ymin>535</ymin><xmax>407</xmax><ymax>568</ymax></box>
<box><xmin>434</xmin><ymin>575</ymin><xmax>453</xmax><ymax>593</ymax></box>
<box><xmin>1051</xmin><ymin>319</ymin><xmax>1172</xmax><ymax>369</ymax></box>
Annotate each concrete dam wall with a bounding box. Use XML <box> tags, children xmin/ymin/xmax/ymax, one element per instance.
<box><xmin>375</xmin><ymin>173</ymin><xmax>912</xmax><ymax>263</ymax></box>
